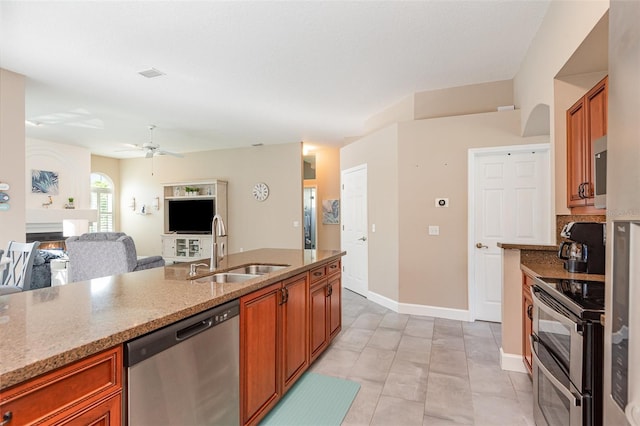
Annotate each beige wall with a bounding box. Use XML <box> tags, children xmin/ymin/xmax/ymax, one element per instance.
<box><xmin>501</xmin><ymin>249</ymin><xmax>523</xmax><ymax>356</ymax></box>
<box><xmin>304</xmin><ymin>146</ymin><xmax>341</xmax><ymax>251</ymax></box>
<box><xmin>0</xmin><ymin>68</ymin><xmax>26</xmax><ymax>245</ymax></box>
<box><xmin>91</xmin><ymin>155</ymin><xmax>121</xmax><ymax>231</ymax></box>
<box><xmin>397</xmin><ymin>110</ymin><xmax>548</xmax><ymax>310</ymax></box>
<box><xmin>514</xmin><ymin>0</ymin><xmax>608</xmax><ymax>136</ymax></box>
<box><xmin>413</xmin><ymin>80</ymin><xmax>513</xmax><ymax>121</ymax></box>
<box><xmin>341</xmin><ymin>124</ymin><xmax>399</xmax><ymax>301</ymax></box>
<box><xmin>118</xmin><ymin>143</ymin><xmax>303</xmax><ymax>256</ymax></box>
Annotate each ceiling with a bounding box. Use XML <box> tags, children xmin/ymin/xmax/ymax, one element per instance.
<box><xmin>0</xmin><ymin>1</ymin><xmax>551</xmax><ymax>159</ymax></box>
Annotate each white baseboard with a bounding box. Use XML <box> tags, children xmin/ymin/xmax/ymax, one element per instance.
<box><xmin>367</xmin><ymin>291</ymin><xmax>471</xmax><ymax>322</ymax></box>
<box><xmin>500</xmin><ymin>347</ymin><xmax>528</xmax><ymax>373</ymax></box>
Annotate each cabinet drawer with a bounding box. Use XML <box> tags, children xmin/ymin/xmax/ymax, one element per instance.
<box><xmin>326</xmin><ymin>259</ymin><xmax>341</xmax><ymax>277</ymax></box>
<box><xmin>0</xmin><ymin>347</ymin><xmax>122</xmax><ymax>425</ymax></box>
<box><xmin>309</xmin><ymin>265</ymin><xmax>326</xmax><ymax>283</ymax></box>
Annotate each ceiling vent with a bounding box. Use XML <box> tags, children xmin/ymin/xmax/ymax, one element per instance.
<box><xmin>138</xmin><ymin>68</ymin><xmax>165</xmax><ymax>78</ymax></box>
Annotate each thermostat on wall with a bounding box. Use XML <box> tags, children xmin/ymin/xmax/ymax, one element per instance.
<box><xmin>435</xmin><ymin>198</ymin><xmax>449</xmax><ymax>208</ymax></box>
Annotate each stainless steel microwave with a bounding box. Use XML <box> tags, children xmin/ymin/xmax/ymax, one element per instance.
<box><xmin>593</xmin><ymin>135</ymin><xmax>607</xmax><ymax>209</ymax></box>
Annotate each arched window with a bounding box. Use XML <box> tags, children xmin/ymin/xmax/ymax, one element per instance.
<box><xmin>90</xmin><ymin>173</ymin><xmax>114</xmax><ymax>232</ymax></box>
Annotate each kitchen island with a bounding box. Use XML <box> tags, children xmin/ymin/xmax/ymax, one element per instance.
<box><xmin>0</xmin><ymin>248</ymin><xmax>344</xmax><ymax>424</ymax></box>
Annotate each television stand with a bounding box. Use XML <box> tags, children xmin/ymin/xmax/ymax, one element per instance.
<box><xmin>161</xmin><ymin>233</ymin><xmax>212</xmax><ymax>263</ymax></box>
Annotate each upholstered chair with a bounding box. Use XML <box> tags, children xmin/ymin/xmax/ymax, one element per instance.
<box><xmin>66</xmin><ymin>232</ymin><xmax>165</xmax><ymax>283</ymax></box>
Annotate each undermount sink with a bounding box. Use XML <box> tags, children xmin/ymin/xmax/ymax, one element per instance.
<box><xmin>195</xmin><ymin>273</ymin><xmax>257</xmax><ymax>284</ymax></box>
<box><xmin>227</xmin><ymin>264</ymin><xmax>289</xmax><ymax>275</ymax></box>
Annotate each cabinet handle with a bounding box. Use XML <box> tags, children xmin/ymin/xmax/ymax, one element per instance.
<box><xmin>527</xmin><ymin>304</ymin><xmax>533</xmax><ymax>320</ymax></box>
<box><xmin>280</xmin><ymin>288</ymin><xmax>286</xmax><ymax>305</ymax></box>
<box><xmin>578</xmin><ymin>183</ymin><xmax>584</xmax><ymax>198</ymax></box>
<box><xmin>327</xmin><ymin>284</ymin><xmax>333</xmax><ymax>297</ymax></box>
<box><xmin>284</xmin><ymin>288</ymin><xmax>289</xmax><ymax>304</ymax></box>
<box><xmin>583</xmin><ymin>181</ymin><xmax>591</xmax><ymax>197</ymax></box>
<box><xmin>313</xmin><ymin>271</ymin><xmax>323</xmax><ymax>277</ymax></box>
<box><xmin>1</xmin><ymin>411</ymin><xmax>12</xmax><ymax>425</ymax></box>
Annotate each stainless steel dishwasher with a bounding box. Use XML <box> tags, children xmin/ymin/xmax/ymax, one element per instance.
<box><xmin>125</xmin><ymin>299</ymin><xmax>239</xmax><ymax>426</ymax></box>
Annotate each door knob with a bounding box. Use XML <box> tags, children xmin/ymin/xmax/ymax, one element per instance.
<box><xmin>476</xmin><ymin>242</ymin><xmax>488</xmax><ymax>249</ymax></box>
<box><xmin>358</xmin><ymin>236</ymin><xmax>367</xmax><ymax>241</ymax></box>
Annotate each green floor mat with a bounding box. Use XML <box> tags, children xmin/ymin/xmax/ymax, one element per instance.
<box><xmin>259</xmin><ymin>372</ymin><xmax>361</xmax><ymax>426</ymax></box>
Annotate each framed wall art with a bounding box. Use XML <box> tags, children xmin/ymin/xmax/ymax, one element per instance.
<box><xmin>322</xmin><ymin>199</ymin><xmax>340</xmax><ymax>224</ymax></box>
<box><xmin>32</xmin><ymin>169</ymin><xmax>59</xmax><ymax>194</ymax></box>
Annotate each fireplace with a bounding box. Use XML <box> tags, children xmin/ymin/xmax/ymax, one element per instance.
<box><xmin>26</xmin><ymin>232</ymin><xmax>66</xmax><ymax>251</ymax></box>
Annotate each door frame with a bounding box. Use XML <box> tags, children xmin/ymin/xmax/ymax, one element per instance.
<box><xmin>467</xmin><ymin>143</ymin><xmax>553</xmax><ymax>322</ymax></box>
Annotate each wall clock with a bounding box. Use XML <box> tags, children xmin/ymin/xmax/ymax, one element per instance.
<box><xmin>252</xmin><ymin>182</ymin><xmax>269</xmax><ymax>201</ymax></box>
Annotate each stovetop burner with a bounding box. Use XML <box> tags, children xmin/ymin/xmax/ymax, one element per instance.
<box><xmin>534</xmin><ymin>277</ymin><xmax>605</xmax><ymax>319</ymax></box>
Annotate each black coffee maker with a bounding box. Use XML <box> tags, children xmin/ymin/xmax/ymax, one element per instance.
<box><xmin>558</xmin><ymin>222</ymin><xmax>606</xmax><ymax>274</ymax></box>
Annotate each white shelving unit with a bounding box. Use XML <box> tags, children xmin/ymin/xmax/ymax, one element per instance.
<box><xmin>161</xmin><ymin>180</ymin><xmax>227</xmax><ymax>262</ymax></box>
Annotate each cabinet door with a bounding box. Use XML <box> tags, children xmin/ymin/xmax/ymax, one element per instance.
<box><xmin>58</xmin><ymin>392</ymin><xmax>122</xmax><ymax>426</ymax></box>
<box><xmin>309</xmin><ymin>280</ymin><xmax>328</xmax><ymax>362</ymax></box>
<box><xmin>282</xmin><ymin>273</ymin><xmax>308</xmax><ymax>391</ymax></box>
<box><xmin>567</xmin><ymin>98</ymin><xmax>587</xmax><ymax>207</ymax></box>
<box><xmin>328</xmin><ymin>273</ymin><xmax>342</xmax><ymax>340</ymax></box>
<box><xmin>161</xmin><ymin>236</ymin><xmax>176</xmax><ymax>258</ymax></box>
<box><xmin>522</xmin><ymin>274</ymin><xmax>534</xmax><ymax>375</ymax></box>
<box><xmin>240</xmin><ymin>282</ymin><xmax>282</xmax><ymax>426</ymax></box>
<box><xmin>584</xmin><ymin>76</ymin><xmax>608</xmax><ymax>200</ymax></box>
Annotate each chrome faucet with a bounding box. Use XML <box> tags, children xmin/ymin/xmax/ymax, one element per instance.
<box><xmin>210</xmin><ymin>214</ymin><xmax>227</xmax><ymax>271</ymax></box>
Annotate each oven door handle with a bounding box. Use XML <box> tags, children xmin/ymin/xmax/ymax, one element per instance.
<box><xmin>530</xmin><ymin>335</ymin><xmax>581</xmax><ymax>407</ymax></box>
<box><xmin>531</xmin><ymin>287</ymin><xmax>582</xmax><ymax>333</ymax></box>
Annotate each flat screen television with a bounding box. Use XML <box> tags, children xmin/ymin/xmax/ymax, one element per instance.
<box><xmin>168</xmin><ymin>199</ymin><xmax>215</xmax><ymax>234</ymax></box>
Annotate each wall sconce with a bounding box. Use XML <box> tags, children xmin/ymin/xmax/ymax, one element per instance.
<box><xmin>129</xmin><ymin>197</ymin><xmax>136</xmax><ymax>211</ymax></box>
<box><xmin>153</xmin><ymin>196</ymin><xmax>160</xmax><ymax>211</ymax></box>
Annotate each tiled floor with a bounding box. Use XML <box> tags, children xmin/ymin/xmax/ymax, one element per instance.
<box><xmin>310</xmin><ymin>289</ymin><xmax>535</xmax><ymax>426</ymax></box>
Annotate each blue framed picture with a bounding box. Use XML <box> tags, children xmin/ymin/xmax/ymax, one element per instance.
<box><xmin>32</xmin><ymin>169</ymin><xmax>59</xmax><ymax>194</ymax></box>
<box><xmin>322</xmin><ymin>199</ymin><xmax>340</xmax><ymax>224</ymax></box>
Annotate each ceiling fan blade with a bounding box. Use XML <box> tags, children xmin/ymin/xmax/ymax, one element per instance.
<box><xmin>145</xmin><ymin>150</ymin><xmax>154</xmax><ymax>159</ymax></box>
<box><xmin>115</xmin><ymin>143</ymin><xmax>144</xmax><ymax>152</ymax></box>
<box><xmin>156</xmin><ymin>150</ymin><xmax>184</xmax><ymax>158</ymax></box>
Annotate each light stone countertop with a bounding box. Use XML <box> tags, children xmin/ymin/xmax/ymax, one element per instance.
<box><xmin>0</xmin><ymin>248</ymin><xmax>344</xmax><ymax>390</ymax></box>
<box><xmin>520</xmin><ymin>262</ymin><xmax>605</xmax><ymax>283</ymax></box>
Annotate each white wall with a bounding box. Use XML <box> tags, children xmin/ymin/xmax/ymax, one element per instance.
<box><xmin>26</xmin><ymin>139</ymin><xmax>91</xmax><ymax>210</ymax></box>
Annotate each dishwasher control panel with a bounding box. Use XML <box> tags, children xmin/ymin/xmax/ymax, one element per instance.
<box><xmin>125</xmin><ymin>299</ymin><xmax>239</xmax><ymax>367</ymax></box>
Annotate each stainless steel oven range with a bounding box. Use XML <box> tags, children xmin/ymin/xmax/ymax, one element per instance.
<box><xmin>531</xmin><ymin>277</ymin><xmax>604</xmax><ymax>426</ymax></box>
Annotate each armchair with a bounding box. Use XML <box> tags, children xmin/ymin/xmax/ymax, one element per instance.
<box><xmin>66</xmin><ymin>232</ymin><xmax>165</xmax><ymax>283</ymax></box>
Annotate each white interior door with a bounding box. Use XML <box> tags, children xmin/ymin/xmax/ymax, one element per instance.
<box><xmin>470</xmin><ymin>145</ymin><xmax>551</xmax><ymax>322</ymax></box>
<box><xmin>341</xmin><ymin>165</ymin><xmax>368</xmax><ymax>297</ymax></box>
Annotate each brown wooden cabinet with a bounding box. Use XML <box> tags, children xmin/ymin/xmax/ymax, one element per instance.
<box><xmin>522</xmin><ymin>273</ymin><xmax>535</xmax><ymax>375</ymax></box>
<box><xmin>566</xmin><ymin>76</ymin><xmax>607</xmax><ymax>212</ymax></box>
<box><xmin>309</xmin><ymin>259</ymin><xmax>342</xmax><ymax>363</ymax></box>
<box><xmin>240</xmin><ymin>272</ymin><xmax>309</xmax><ymax>426</ymax></box>
<box><xmin>0</xmin><ymin>346</ymin><xmax>122</xmax><ymax>425</ymax></box>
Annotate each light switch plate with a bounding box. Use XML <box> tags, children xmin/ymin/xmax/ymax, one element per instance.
<box><xmin>428</xmin><ymin>225</ymin><xmax>440</xmax><ymax>235</ymax></box>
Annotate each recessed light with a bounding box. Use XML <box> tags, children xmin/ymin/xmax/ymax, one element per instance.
<box><xmin>252</xmin><ymin>143</ymin><xmax>264</xmax><ymax>147</ymax></box>
<box><xmin>138</xmin><ymin>68</ymin><xmax>166</xmax><ymax>78</ymax></box>
<box><xmin>25</xmin><ymin>120</ymin><xmax>41</xmax><ymax>127</ymax></box>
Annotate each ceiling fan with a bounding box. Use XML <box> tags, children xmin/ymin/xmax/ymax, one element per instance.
<box><xmin>121</xmin><ymin>125</ymin><xmax>184</xmax><ymax>158</ymax></box>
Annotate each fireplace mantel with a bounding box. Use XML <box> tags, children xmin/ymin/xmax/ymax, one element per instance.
<box><xmin>26</xmin><ymin>209</ymin><xmax>98</xmax><ymax>233</ymax></box>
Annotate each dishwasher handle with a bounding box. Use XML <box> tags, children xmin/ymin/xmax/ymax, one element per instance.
<box><xmin>176</xmin><ymin>318</ymin><xmax>213</xmax><ymax>341</ymax></box>
<box><xmin>125</xmin><ymin>299</ymin><xmax>239</xmax><ymax>367</ymax></box>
